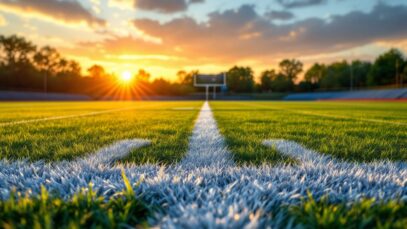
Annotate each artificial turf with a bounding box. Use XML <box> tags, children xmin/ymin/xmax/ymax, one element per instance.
<box><xmin>211</xmin><ymin>101</ymin><xmax>407</xmax><ymax>164</ymax></box>
<box><xmin>0</xmin><ymin>101</ymin><xmax>406</xmax><ymax>228</ymax></box>
<box><xmin>0</xmin><ymin>102</ymin><xmax>201</xmax><ymax>163</ymax></box>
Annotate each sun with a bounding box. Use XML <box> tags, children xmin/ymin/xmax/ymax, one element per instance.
<box><xmin>119</xmin><ymin>71</ymin><xmax>133</xmax><ymax>83</ymax></box>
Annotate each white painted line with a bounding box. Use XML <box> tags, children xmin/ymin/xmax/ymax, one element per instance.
<box><xmin>76</xmin><ymin>139</ymin><xmax>151</xmax><ymax>166</ymax></box>
<box><xmin>181</xmin><ymin>102</ymin><xmax>234</xmax><ymax>167</ymax></box>
<box><xmin>0</xmin><ymin>103</ymin><xmax>406</xmax><ymax>228</ymax></box>
<box><xmin>0</xmin><ymin>106</ymin><xmax>141</xmax><ymax>127</ymax></box>
<box><xmin>263</xmin><ymin>139</ymin><xmax>335</xmax><ymax>164</ymax></box>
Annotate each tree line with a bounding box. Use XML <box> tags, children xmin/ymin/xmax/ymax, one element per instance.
<box><xmin>228</xmin><ymin>50</ymin><xmax>406</xmax><ymax>93</ymax></box>
<box><xmin>0</xmin><ymin>34</ymin><xmax>196</xmax><ymax>98</ymax></box>
<box><xmin>1</xmin><ymin>34</ymin><xmax>406</xmax><ymax>98</ymax></box>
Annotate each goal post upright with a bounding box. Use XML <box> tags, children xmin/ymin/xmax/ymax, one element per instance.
<box><xmin>194</xmin><ymin>73</ymin><xmax>226</xmax><ymax>101</ymax></box>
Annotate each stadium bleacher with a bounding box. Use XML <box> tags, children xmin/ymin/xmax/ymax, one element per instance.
<box><xmin>0</xmin><ymin>91</ymin><xmax>91</xmax><ymax>101</ymax></box>
<box><xmin>284</xmin><ymin>88</ymin><xmax>407</xmax><ymax>101</ymax></box>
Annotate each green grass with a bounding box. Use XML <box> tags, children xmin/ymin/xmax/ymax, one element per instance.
<box><xmin>284</xmin><ymin>195</ymin><xmax>407</xmax><ymax>229</ymax></box>
<box><xmin>1</xmin><ymin>101</ymin><xmax>406</xmax><ymax>227</ymax></box>
<box><xmin>0</xmin><ymin>102</ymin><xmax>202</xmax><ymax>163</ymax></box>
<box><xmin>0</xmin><ymin>172</ymin><xmax>150</xmax><ymax>229</ymax></box>
<box><xmin>211</xmin><ymin>101</ymin><xmax>407</xmax><ymax>164</ymax></box>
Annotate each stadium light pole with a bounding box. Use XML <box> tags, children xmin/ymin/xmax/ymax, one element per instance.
<box><xmin>43</xmin><ymin>70</ymin><xmax>48</xmax><ymax>94</ymax></box>
<box><xmin>395</xmin><ymin>59</ymin><xmax>399</xmax><ymax>88</ymax></box>
<box><xmin>350</xmin><ymin>62</ymin><xmax>353</xmax><ymax>91</ymax></box>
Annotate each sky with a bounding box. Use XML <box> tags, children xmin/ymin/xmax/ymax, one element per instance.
<box><xmin>0</xmin><ymin>0</ymin><xmax>407</xmax><ymax>81</ymax></box>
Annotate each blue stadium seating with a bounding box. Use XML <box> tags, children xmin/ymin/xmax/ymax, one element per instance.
<box><xmin>284</xmin><ymin>88</ymin><xmax>407</xmax><ymax>101</ymax></box>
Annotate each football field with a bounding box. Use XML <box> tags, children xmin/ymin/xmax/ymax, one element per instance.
<box><xmin>0</xmin><ymin>101</ymin><xmax>406</xmax><ymax>228</ymax></box>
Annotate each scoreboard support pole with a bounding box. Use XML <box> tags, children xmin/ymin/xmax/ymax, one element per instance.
<box><xmin>194</xmin><ymin>73</ymin><xmax>226</xmax><ymax>101</ymax></box>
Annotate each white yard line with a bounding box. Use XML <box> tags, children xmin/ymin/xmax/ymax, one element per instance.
<box><xmin>0</xmin><ymin>102</ymin><xmax>406</xmax><ymax>228</ymax></box>
<box><xmin>181</xmin><ymin>102</ymin><xmax>234</xmax><ymax>168</ymax></box>
<box><xmin>0</xmin><ymin>106</ymin><xmax>141</xmax><ymax>127</ymax></box>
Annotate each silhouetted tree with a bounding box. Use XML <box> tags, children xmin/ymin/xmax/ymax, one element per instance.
<box><xmin>304</xmin><ymin>63</ymin><xmax>325</xmax><ymax>84</ymax></box>
<box><xmin>177</xmin><ymin>70</ymin><xmax>197</xmax><ymax>86</ymax></box>
<box><xmin>226</xmin><ymin>66</ymin><xmax>254</xmax><ymax>93</ymax></box>
<box><xmin>319</xmin><ymin>61</ymin><xmax>350</xmax><ymax>89</ymax></box>
<box><xmin>350</xmin><ymin>60</ymin><xmax>371</xmax><ymax>88</ymax></box>
<box><xmin>402</xmin><ymin>65</ymin><xmax>407</xmax><ymax>87</ymax></box>
<box><xmin>135</xmin><ymin>69</ymin><xmax>150</xmax><ymax>83</ymax></box>
<box><xmin>87</xmin><ymin>65</ymin><xmax>106</xmax><ymax>78</ymax></box>
<box><xmin>271</xmin><ymin>73</ymin><xmax>295</xmax><ymax>92</ymax></box>
<box><xmin>368</xmin><ymin>49</ymin><xmax>405</xmax><ymax>86</ymax></box>
<box><xmin>34</xmin><ymin>46</ymin><xmax>61</xmax><ymax>75</ymax></box>
<box><xmin>0</xmin><ymin>35</ymin><xmax>36</xmax><ymax>66</ymax></box>
<box><xmin>279</xmin><ymin>59</ymin><xmax>303</xmax><ymax>81</ymax></box>
<box><xmin>33</xmin><ymin>46</ymin><xmax>61</xmax><ymax>92</ymax></box>
<box><xmin>0</xmin><ymin>35</ymin><xmax>37</xmax><ymax>88</ymax></box>
<box><xmin>260</xmin><ymin>70</ymin><xmax>276</xmax><ymax>92</ymax></box>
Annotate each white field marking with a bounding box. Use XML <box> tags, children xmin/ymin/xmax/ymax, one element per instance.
<box><xmin>0</xmin><ymin>106</ymin><xmax>147</xmax><ymax>127</ymax></box>
<box><xmin>236</xmin><ymin>102</ymin><xmax>407</xmax><ymax>126</ymax></box>
<box><xmin>0</xmin><ymin>102</ymin><xmax>406</xmax><ymax>228</ymax></box>
<box><xmin>181</xmin><ymin>102</ymin><xmax>234</xmax><ymax>167</ymax></box>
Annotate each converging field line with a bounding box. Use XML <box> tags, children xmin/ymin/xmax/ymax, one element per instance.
<box><xmin>181</xmin><ymin>102</ymin><xmax>234</xmax><ymax>167</ymax></box>
<box><xmin>0</xmin><ymin>102</ymin><xmax>406</xmax><ymax>228</ymax></box>
<box><xmin>0</xmin><ymin>105</ymin><xmax>154</xmax><ymax>127</ymax></box>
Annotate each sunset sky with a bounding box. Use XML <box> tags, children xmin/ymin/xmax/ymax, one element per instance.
<box><xmin>1</xmin><ymin>0</ymin><xmax>406</xmax><ymax>81</ymax></box>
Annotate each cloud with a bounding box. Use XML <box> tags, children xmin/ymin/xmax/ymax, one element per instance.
<box><xmin>265</xmin><ymin>10</ymin><xmax>294</xmax><ymax>20</ymax></box>
<box><xmin>129</xmin><ymin>3</ymin><xmax>407</xmax><ymax>62</ymax></box>
<box><xmin>277</xmin><ymin>0</ymin><xmax>325</xmax><ymax>8</ymax></box>
<box><xmin>136</xmin><ymin>0</ymin><xmax>188</xmax><ymax>13</ymax></box>
<box><xmin>134</xmin><ymin>0</ymin><xmax>204</xmax><ymax>13</ymax></box>
<box><xmin>70</xmin><ymin>2</ymin><xmax>407</xmax><ymax>75</ymax></box>
<box><xmin>0</xmin><ymin>0</ymin><xmax>105</xmax><ymax>27</ymax></box>
<box><xmin>189</xmin><ymin>0</ymin><xmax>205</xmax><ymax>3</ymax></box>
<box><xmin>0</xmin><ymin>13</ymin><xmax>6</xmax><ymax>26</ymax></box>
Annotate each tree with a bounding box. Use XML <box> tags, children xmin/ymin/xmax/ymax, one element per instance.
<box><xmin>260</xmin><ymin>70</ymin><xmax>277</xmax><ymax>92</ymax></box>
<box><xmin>279</xmin><ymin>59</ymin><xmax>303</xmax><ymax>80</ymax></box>
<box><xmin>135</xmin><ymin>69</ymin><xmax>150</xmax><ymax>83</ymax></box>
<box><xmin>34</xmin><ymin>46</ymin><xmax>61</xmax><ymax>75</ymax></box>
<box><xmin>0</xmin><ymin>35</ymin><xmax>37</xmax><ymax>88</ymax></box>
<box><xmin>350</xmin><ymin>60</ymin><xmax>371</xmax><ymax>88</ymax></box>
<box><xmin>226</xmin><ymin>66</ymin><xmax>254</xmax><ymax>93</ymax></box>
<box><xmin>319</xmin><ymin>61</ymin><xmax>350</xmax><ymax>90</ymax></box>
<box><xmin>0</xmin><ymin>34</ymin><xmax>36</xmax><ymax>66</ymax></box>
<box><xmin>270</xmin><ymin>73</ymin><xmax>295</xmax><ymax>92</ymax></box>
<box><xmin>33</xmin><ymin>46</ymin><xmax>61</xmax><ymax>93</ymax></box>
<box><xmin>304</xmin><ymin>63</ymin><xmax>325</xmax><ymax>84</ymax></box>
<box><xmin>367</xmin><ymin>49</ymin><xmax>404</xmax><ymax>86</ymax></box>
<box><xmin>87</xmin><ymin>65</ymin><xmax>105</xmax><ymax>78</ymax></box>
<box><xmin>177</xmin><ymin>70</ymin><xmax>197</xmax><ymax>86</ymax></box>
<box><xmin>57</xmin><ymin>60</ymin><xmax>81</xmax><ymax>78</ymax></box>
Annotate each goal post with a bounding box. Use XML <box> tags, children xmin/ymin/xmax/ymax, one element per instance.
<box><xmin>194</xmin><ymin>73</ymin><xmax>226</xmax><ymax>101</ymax></box>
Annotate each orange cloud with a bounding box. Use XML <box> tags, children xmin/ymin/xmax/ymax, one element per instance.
<box><xmin>0</xmin><ymin>0</ymin><xmax>105</xmax><ymax>27</ymax></box>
